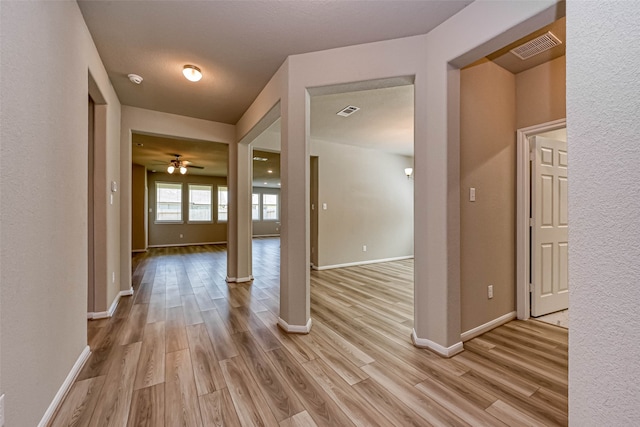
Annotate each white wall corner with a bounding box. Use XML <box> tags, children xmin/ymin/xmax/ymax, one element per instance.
<box><xmin>278</xmin><ymin>317</ymin><xmax>313</xmax><ymax>334</ymax></box>
<box><xmin>460</xmin><ymin>311</ymin><xmax>517</xmax><ymax>342</ymax></box>
<box><xmin>411</xmin><ymin>329</ymin><xmax>464</xmax><ymax>358</ymax></box>
<box><xmin>38</xmin><ymin>346</ymin><xmax>91</xmax><ymax>427</ymax></box>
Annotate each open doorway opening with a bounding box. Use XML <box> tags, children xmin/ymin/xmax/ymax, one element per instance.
<box><xmin>130</xmin><ymin>133</ymin><xmax>229</xmax><ymax>252</ymax></box>
<box><xmin>459</xmin><ymin>16</ymin><xmax>566</xmax><ymax>338</ymax></box>
<box><xmin>308</xmin><ymin>81</ymin><xmax>415</xmax><ymax>337</ymax></box>
<box><xmin>88</xmin><ymin>95</ymin><xmax>96</xmax><ymax>314</ymax></box>
<box><xmin>251</xmin><ymin>148</ymin><xmax>282</xmax><ymax>281</ymax></box>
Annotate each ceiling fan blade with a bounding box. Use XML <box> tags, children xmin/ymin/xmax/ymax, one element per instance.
<box><xmin>187</xmin><ymin>164</ymin><xmax>204</xmax><ymax>169</ymax></box>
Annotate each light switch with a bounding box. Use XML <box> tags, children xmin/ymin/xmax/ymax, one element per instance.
<box><xmin>322</xmin><ymin>203</ymin><xmax>327</xmax><ymax>210</ymax></box>
<box><xmin>469</xmin><ymin>187</ymin><xmax>476</xmax><ymax>202</ymax></box>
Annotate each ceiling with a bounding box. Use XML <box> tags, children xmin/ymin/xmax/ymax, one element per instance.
<box><xmin>131</xmin><ymin>133</ymin><xmax>228</xmax><ymax>176</ymax></box>
<box><xmin>106</xmin><ymin>2</ymin><xmax>564</xmax><ymax>185</ymax></box>
<box><xmin>77</xmin><ymin>0</ymin><xmax>472</xmax><ymax>123</ymax></box>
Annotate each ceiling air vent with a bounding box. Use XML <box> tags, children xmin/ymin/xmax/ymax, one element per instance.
<box><xmin>510</xmin><ymin>31</ymin><xmax>562</xmax><ymax>60</ymax></box>
<box><xmin>336</xmin><ymin>105</ymin><xmax>360</xmax><ymax>117</ymax></box>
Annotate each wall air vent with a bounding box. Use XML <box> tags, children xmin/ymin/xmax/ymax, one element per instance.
<box><xmin>336</xmin><ymin>105</ymin><xmax>360</xmax><ymax>117</ymax></box>
<box><xmin>510</xmin><ymin>31</ymin><xmax>562</xmax><ymax>60</ymax></box>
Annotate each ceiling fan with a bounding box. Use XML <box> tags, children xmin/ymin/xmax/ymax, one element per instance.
<box><xmin>165</xmin><ymin>154</ymin><xmax>204</xmax><ymax>175</ymax></box>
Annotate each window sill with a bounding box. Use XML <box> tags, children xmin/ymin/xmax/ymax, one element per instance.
<box><xmin>154</xmin><ymin>220</ymin><xmax>184</xmax><ymax>225</ymax></box>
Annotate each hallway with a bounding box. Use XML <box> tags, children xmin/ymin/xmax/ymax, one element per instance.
<box><xmin>51</xmin><ymin>238</ymin><xmax>568</xmax><ymax>426</ymax></box>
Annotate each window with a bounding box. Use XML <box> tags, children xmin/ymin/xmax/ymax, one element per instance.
<box><xmin>262</xmin><ymin>193</ymin><xmax>279</xmax><ymax>220</ymax></box>
<box><xmin>252</xmin><ymin>193</ymin><xmax>260</xmax><ymax>220</ymax></box>
<box><xmin>218</xmin><ymin>186</ymin><xmax>228</xmax><ymax>222</ymax></box>
<box><xmin>188</xmin><ymin>184</ymin><xmax>212</xmax><ymax>222</ymax></box>
<box><xmin>156</xmin><ymin>182</ymin><xmax>182</xmax><ymax>222</ymax></box>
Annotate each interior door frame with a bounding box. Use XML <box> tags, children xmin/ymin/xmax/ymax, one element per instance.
<box><xmin>516</xmin><ymin>118</ymin><xmax>566</xmax><ymax>320</ymax></box>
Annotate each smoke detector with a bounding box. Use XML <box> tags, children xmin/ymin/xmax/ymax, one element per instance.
<box><xmin>128</xmin><ymin>74</ymin><xmax>143</xmax><ymax>84</ymax></box>
<box><xmin>337</xmin><ymin>105</ymin><xmax>360</xmax><ymax>117</ymax></box>
<box><xmin>510</xmin><ymin>31</ymin><xmax>562</xmax><ymax>60</ymax></box>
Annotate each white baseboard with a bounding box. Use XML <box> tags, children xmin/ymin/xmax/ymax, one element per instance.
<box><xmin>148</xmin><ymin>241</ymin><xmax>226</xmax><ymax>248</ymax></box>
<box><xmin>38</xmin><ymin>345</ymin><xmax>91</xmax><ymax>427</ymax></box>
<box><xmin>87</xmin><ymin>287</ymin><xmax>134</xmax><ymax>320</ymax></box>
<box><xmin>278</xmin><ymin>317</ymin><xmax>312</xmax><ymax>334</ymax></box>
<box><xmin>226</xmin><ymin>275</ymin><xmax>254</xmax><ymax>283</ymax></box>
<box><xmin>461</xmin><ymin>311</ymin><xmax>517</xmax><ymax>342</ymax></box>
<box><xmin>411</xmin><ymin>329</ymin><xmax>464</xmax><ymax>358</ymax></box>
<box><xmin>312</xmin><ymin>255</ymin><xmax>414</xmax><ymax>271</ymax></box>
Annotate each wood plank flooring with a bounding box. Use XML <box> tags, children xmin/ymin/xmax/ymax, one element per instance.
<box><xmin>51</xmin><ymin>238</ymin><xmax>568</xmax><ymax>426</ymax></box>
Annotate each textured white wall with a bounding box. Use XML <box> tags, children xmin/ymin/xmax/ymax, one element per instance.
<box><xmin>0</xmin><ymin>2</ymin><xmax>121</xmax><ymax>425</ymax></box>
<box><xmin>567</xmin><ymin>2</ymin><xmax>640</xmax><ymax>425</ymax></box>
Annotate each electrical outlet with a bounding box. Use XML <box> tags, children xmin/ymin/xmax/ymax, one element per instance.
<box><xmin>488</xmin><ymin>284</ymin><xmax>493</xmax><ymax>299</ymax></box>
<box><xmin>1</xmin><ymin>393</ymin><xmax>5</xmax><ymax>427</ymax></box>
<box><xmin>362</xmin><ymin>245</ymin><xmax>367</xmax><ymax>252</ymax></box>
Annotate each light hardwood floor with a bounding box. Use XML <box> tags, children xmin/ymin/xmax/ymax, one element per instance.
<box><xmin>51</xmin><ymin>238</ymin><xmax>568</xmax><ymax>426</ymax></box>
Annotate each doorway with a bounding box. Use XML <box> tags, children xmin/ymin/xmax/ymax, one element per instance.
<box><xmin>88</xmin><ymin>95</ymin><xmax>96</xmax><ymax>314</ymax></box>
<box><xmin>516</xmin><ymin>119</ymin><xmax>568</xmax><ymax>325</ymax></box>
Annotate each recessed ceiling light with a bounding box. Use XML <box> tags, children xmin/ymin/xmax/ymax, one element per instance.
<box><xmin>183</xmin><ymin>65</ymin><xmax>202</xmax><ymax>82</ymax></box>
<box><xmin>135</xmin><ymin>143</ymin><xmax>144</xmax><ymax>147</ymax></box>
<box><xmin>267</xmin><ymin>170</ymin><xmax>273</xmax><ymax>173</ymax></box>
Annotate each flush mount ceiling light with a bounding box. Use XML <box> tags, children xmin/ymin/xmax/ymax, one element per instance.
<box><xmin>182</xmin><ymin>65</ymin><xmax>202</xmax><ymax>82</ymax></box>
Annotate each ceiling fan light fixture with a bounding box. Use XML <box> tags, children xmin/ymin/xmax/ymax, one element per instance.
<box><xmin>183</xmin><ymin>65</ymin><xmax>202</xmax><ymax>82</ymax></box>
<box><xmin>179</xmin><ymin>166</ymin><xmax>188</xmax><ymax>174</ymax></box>
<box><xmin>167</xmin><ymin>165</ymin><xmax>175</xmax><ymax>174</ymax></box>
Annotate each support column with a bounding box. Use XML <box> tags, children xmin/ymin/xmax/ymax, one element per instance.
<box><xmin>226</xmin><ymin>142</ymin><xmax>253</xmax><ymax>283</ymax></box>
<box><xmin>412</xmin><ymin>63</ymin><xmax>462</xmax><ymax>358</ymax></box>
<box><xmin>278</xmin><ymin>69</ymin><xmax>311</xmax><ymax>333</ymax></box>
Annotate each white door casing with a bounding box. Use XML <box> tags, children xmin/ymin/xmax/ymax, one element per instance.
<box><xmin>531</xmin><ymin>136</ymin><xmax>569</xmax><ymax>317</ymax></box>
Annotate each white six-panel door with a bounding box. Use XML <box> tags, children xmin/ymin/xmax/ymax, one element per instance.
<box><xmin>531</xmin><ymin>136</ymin><xmax>569</xmax><ymax>317</ymax></box>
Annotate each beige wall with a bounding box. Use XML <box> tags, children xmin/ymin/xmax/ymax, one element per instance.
<box><xmin>460</xmin><ymin>60</ymin><xmax>517</xmax><ymax>332</ymax></box>
<box><xmin>311</xmin><ymin>139</ymin><xmax>414</xmax><ymax>268</ymax></box>
<box><xmin>0</xmin><ymin>2</ymin><xmax>121</xmax><ymax>425</ymax></box>
<box><xmin>147</xmin><ymin>172</ymin><xmax>228</xmax><ymax>246</ymax></box>
<box><xmin>460</xmin><ymin>54</ymin><xmax>565</xmax><ymax>333</ymax></box>
<box><xmin>132</xmin><ymin>163</ymin><xmax>147</xmax><ymax>251</ymax></box>
<box><xmin>516</xmin><ymin>55</ymin><xmax>566</xmax><ymax>129</ymax></box>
